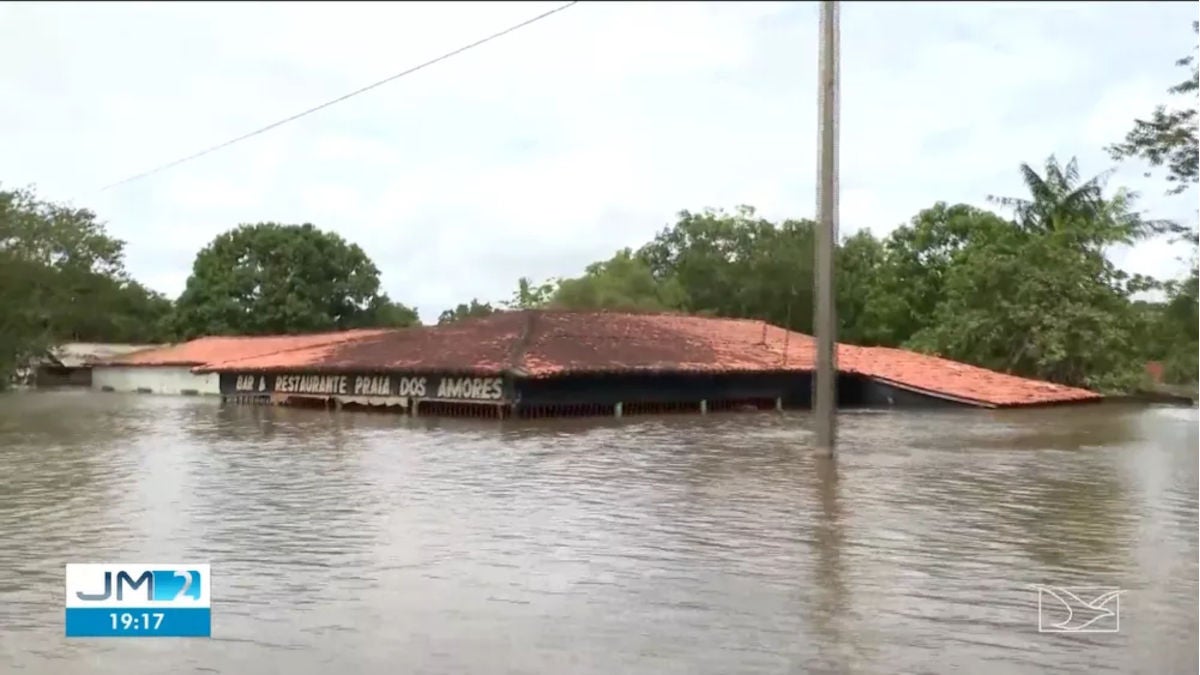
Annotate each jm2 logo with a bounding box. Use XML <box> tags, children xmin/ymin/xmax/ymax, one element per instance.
<box><xmin>75</xmin><ymin>570</ymin><xmax>203</xmax><ymax>602</ymax></box>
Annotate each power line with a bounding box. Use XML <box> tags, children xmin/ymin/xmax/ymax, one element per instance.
<box><xmin>101</xmin><ymin>1</ymin><xmax>580</xmax><ymax>191</ymax></box>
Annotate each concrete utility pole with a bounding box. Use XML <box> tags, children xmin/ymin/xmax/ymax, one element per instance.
<box><xmin>813</xmin><ymin>0</ymin><xmax>840</xmax><ymax>457</ymax></box>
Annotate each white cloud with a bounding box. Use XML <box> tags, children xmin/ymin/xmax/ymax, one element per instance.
<box><xmin>1083</xmin><ymin>79</ymin><xmax>1171</xmax><ymax>149</ymax></box>
<box><xmin>0</xmin><ymin>1</ymin><xmax>1196</xmax><ymax>323</ymax></box>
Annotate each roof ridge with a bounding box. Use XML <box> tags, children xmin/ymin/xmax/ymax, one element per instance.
<box><xmin>530</xmin><ymin>307</ymin><xmax>696</xmax><ymax>319</ymax></box>
<box><xmin>189</xmin><ymin>329</ymin><xmax>401</xmax><ymax>370</ymax></box>
<box><xmin>92</xmin><ymin>341</ymin><xmax>191</xmax><ymax>366</ymax></box>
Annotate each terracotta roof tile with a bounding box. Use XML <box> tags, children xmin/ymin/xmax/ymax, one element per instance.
<box><xmin>518</xmin><ymin>312</ymin><xmax>815</xmax><ymax>375</ymax></box>
<box><xmin>96</xmin><ymin>329</ymin><xmax>394</xmax><ymax>367</ymax></box>
<box><xmin>196</xmin><ymin>313</ymin><xmax>528</xmax><ymax>375</ymax></box>
<box><xmin>838</xmin><ymin>345</ymin><xmax>1100</xmax><ymax>407</ymax></box>
<box><xmin>189</xmin><ymin>310</ymin><xmax>1102</xmax><ymax>408</ymax></box>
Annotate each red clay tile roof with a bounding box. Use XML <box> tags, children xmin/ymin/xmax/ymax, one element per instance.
<box><xmin>837</xmin><ymin>345</ymin><xmax>1100</xmax><ymax>408</ymax></box>
<box><xmin>95</xmin><ymin>329</ymin><xmax>395</xmax><ymax>367</ymax></box>
<box><xmin>519</xmin><ymin>311</ymin><xmax>816</xmax><ymax>375</ymax></box>
<box><xmin>195</xmin><ymin>313</ymin><xmax>528</xmax><ymax>375</ymax></box>
<box><xmin>195</xmin><ymin>311</ymin><xmax>816</xmax><ymax>376</ymax></box>
<box><xmin>190</xmin><ymin>310</ymin><xmax>1101</xmax><ymax>408</ymax></box>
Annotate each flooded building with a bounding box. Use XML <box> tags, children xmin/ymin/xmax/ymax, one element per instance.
<box><xmin>194</xmin><ymin>310</ymin><xmax>1101</xmax><ymax>418</ymax></box>
<box><xmin>19</xmin><ymin>342</ymin><xmax>164</xmax><ymax>387</ymax></box>
<box><xmin>89</xmin><ymin>329</ymin><xmax>392</xmax><ymax>396</ymax></box>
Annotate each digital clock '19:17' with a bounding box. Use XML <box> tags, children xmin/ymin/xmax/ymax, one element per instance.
<box><xmin>64</xmin><ymin>606</ymin><xmax>212</xmax><ymax>637</ymax></box>
<box><xmin>112</xmin><ymin>612</ymin><xmax>165</xmax><ymax>631</ymax></box>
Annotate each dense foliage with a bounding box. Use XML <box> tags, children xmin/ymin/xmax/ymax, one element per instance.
<box><xmin>0</xmin><ymin>206</ymin><xmax>418</xmax><ymax>387</ymax></box>
<box><xmin>0</xmin><ymin>186</ymin><xmax>175</xmax><ymax>381</ymax></box>
<box><xmin>1108</xmin><ymin>21</ymin><xmax>1199</xmax><ymax>195</ymax></box>
<box><xmin>481</xmin><ymin>161</ymin><xmax>1191</xmax><ymax>391</ymax></box>
<box><xmin>169</xmin><ymin>222</ymin><xmax>418</xmax><ymax>339</ymax></box>
<box><xmin>437</xmin><ymin>299</ymin><xmax>497</xmax><ymax>325</ymax></box>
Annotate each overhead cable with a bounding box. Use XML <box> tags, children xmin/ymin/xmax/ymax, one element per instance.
<box><xmin>101</xmin><ymin>1</ymin><xmax>580</xmax><ymax>191</ymax></box>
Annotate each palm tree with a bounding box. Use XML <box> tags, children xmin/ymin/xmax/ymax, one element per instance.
<box><xmin>988</xmin><ymin>155</ymin><xmax>1179</xmax><ymax>247</ymax></box>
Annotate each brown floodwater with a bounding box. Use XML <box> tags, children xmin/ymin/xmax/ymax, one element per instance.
<box><xmin>0</xmin><ymin>390</ymin><xmax>1196</xmax><ymax>674</ymax></box>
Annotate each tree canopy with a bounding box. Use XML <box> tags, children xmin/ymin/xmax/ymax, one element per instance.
<box><xmin>1</xmin><ymin>185</ymin><xmax>174</xmax><ymax>383</ymax></box>
<box><xmin>464</xmin><ymin>147</ymin><xmax>1195</xmax><ymax>391</ymax></box>
<box><xmin>169</xmin><ymin>222</ymin><xmax>418</xmax><ymax>338</ymax></box>
<box><xmin>1107</xmin><ymin>21</ymin><xmax>1199</xmax><ymax>195</ymax></box>
<box><xmin>1</xmin><ymin>200</ymin><xmax>428</xmax><ymax>388</ymax></box>
<box><xmin>438</xmin><ymin>299</ymin><xmax>497</xmax><ymax>325</ymax></box>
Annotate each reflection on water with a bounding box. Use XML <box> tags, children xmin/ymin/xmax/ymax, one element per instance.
<box><xmin>0</xmin><ymin>391</ymin><xmax>1196</xmax><ymax>674</ymax></box>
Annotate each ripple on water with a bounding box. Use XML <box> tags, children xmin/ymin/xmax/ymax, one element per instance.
<box><xmin>0</xmin><ymin>391</ymin><xmax>1195</xmax><ymax>675</ymax></box>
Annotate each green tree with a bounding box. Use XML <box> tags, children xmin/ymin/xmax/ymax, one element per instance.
<box><xmin>503</xmin><ymin>276</ymin><xmax>558</xmax><ymax>310</ymax></box>
<box><xmin>639</xmin><ymin>206</ymin><xmax>768</xmax><ymax>316</ymax></box>
<box><xmin>1106</xmin><ymin>22</ymin><xmax>1199</xmax><ymax>387</ymax></box>
<box><xmin>0</xmin><ymin>186</ymin><xmax>125</xmax><ymax>276</ymax></box>
<box><xmin>906</xmin><ymin>157</ymin><xmax>1158</xmax><ymax>389</ymax></box>
<box><xmin>0</xmin><ymin>185</ymin><xmax>173</xmax><ymax>385</ymax></box>
<box><xmin>636</xmin><ymin>206</ymin><xmax>818</xmax><ymax>331</ymax></box>
<box><xmin>551</xmin><ymin>248</ymin><xmax>688</xmax><ymax>311</ymax></box>
<box><xmin>907</xmin><ymin>227</ymin><xmax>1144</xmax><ymax>390</ymax></box>
<box><xmin>1107</xmin><ymin>21</ymin><xmax>1199</xmax><ymax>195</ymax></box>
<box><xmin>0</xmin><ymin>249</ymin><xmax>59</xmax><ymax>383</ymax></box>
<box><xmin>438</xmin><ymin>299</ymin><xmax>497</xmax><ymax>324</ymax></box>
<box><xmin>50</xmin><ymin>273</ymin><xmax>175</xmax><ymax>343</ymax></box>
<box><xmin>1159</xmin><ymin>270</ymin><xmax>1199</xmax><ymax>382</ymax></box>
<box><xmin>732</xmin><ymin>218</ymin><xmax>818</xmax><ymax>331</ymax></box>
<box><xmin>851</xmin><ymin>203</ymin><xmax>1012</xmax><ymax>348</ymax></box>
<box><xmin>169</xmin><ymin>222</ymin><xmax>418</xmax><ymax>338</ymax></box>
<box><xmin>1131</xmin><ymin>288</ymin><xmax>1198</xmax><ymax>385</ymax></box>
<box><xmin>834</xmin><ymin>229</ymin><xmax>886</xmax><ymax>345</ymax></box>
<box><xmin>366</xmin><ymin>295</ymin><xmax>421</xmax><ymax>328</ymax></box>
<box><xmin>988</xmin><ymin>155</ymin><xmax>1180</xmax><ymax>243</ymax></box>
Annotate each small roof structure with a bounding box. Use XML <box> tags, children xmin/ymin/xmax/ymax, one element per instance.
<box><xmin>45</xmin><ymin>342</ymin><xmax>167</xmax><ymax>369</ymax></box>
<box><xmin>92</xmin><ymin>329</ymin><xmax>395</xmax><ymax>368</ymax></box>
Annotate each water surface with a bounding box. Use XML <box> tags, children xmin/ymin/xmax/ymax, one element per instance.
<box><xmin>0</xmin><ymin>390</ymin><xmax>1196</xmax><ymax>674</ymax></box>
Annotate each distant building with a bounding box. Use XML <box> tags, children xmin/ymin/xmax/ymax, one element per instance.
<box><xmin>89</xmin><ymin>330</ymin><xmax>394</xmax><ymax>396</ymax></box>
<box><xmin>1145</xmin><ymin>361</ymin><xmax>1165</xmax><ymax>384</ymax></box>
<box><xmin>21</xmin><ymin>343</ymin><xmax>164</xmax><ymax>387</ymax></box>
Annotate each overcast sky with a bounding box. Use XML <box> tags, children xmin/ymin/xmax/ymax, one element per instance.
<box><xmin>1</xmin><ymin>1</ymin><xmax>1196</xmax><ymax>322</ymax></box>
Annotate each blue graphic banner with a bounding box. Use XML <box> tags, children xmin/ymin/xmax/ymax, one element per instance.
<box><xmin>65</xmin><ymin>607</ymin><xmax>212</xmax><ymax>637</ymax></box>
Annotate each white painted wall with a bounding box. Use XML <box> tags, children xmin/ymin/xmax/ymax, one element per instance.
<box><xmin>91</xmin><ymin>366</ymin><xmax>220</xmax><ymax>395</ymax></box>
